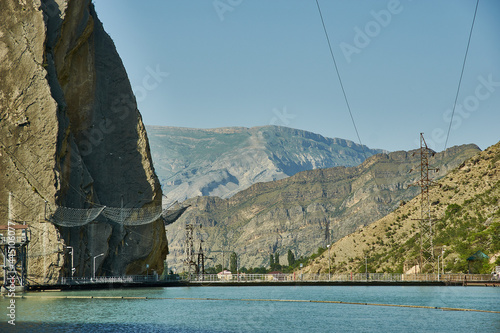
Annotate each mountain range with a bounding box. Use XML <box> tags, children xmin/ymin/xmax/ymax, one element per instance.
<box><xmin>146</xmin><ymin>125</ymin><xmax>385</xmax><ymax>204</ymax></box>
<box><xmin>163</xmin><ymin>143</ymin><xmax>480</xmax><ymax>271</ymax></box>
<box><xmin>301</xmin><ymin>141</ymin><xmax>500</xmax><ymax>274</ymax></box>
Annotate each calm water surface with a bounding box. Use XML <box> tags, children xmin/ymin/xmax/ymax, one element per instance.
<box><xmin>1</xmin><ymin>286</ymin><xmax>499</xmax><ymax>332</ymax></box>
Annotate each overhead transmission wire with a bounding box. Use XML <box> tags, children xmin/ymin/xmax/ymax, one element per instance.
<box><xmin>314</xmin><ymin>0</ymin><xmax>366</xmax><ymax>157</ymax></box>
<box><xmin>314</xmin><ymin>0</ymin><xmax>397</xmax><ymax>209</ymax></box>
<box><xmin>444</xmin><ymin>0</ymin><xmax>479</xmax><ymax>151</ymax></box>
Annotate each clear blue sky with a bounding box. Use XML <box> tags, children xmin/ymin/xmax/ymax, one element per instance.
<box><xmin>93</xmin><ymin>0</ymin><xmax>500</xmax><ymax>152</ymax></box>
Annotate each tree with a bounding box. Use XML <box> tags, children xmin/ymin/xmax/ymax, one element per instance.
<box><xmin>287</xmin><ymin>249</ymin><xmax>295</xmax><ymax>266</ymax></box>
<box><xmin>274</xmin><ymin>252</ymin><xmax>280</xmax><ymax>270</ymax></box>
<box><xmin>215</xmin><ymin>264</ymin><xmax>222</xmax><ymax>273</ymax></box>
<box><xmin>269</xmin><ymin>254</ymin><xmax>274</xmax><ymax>269</ymax></box>
<box><xmin>205</xmin><ymin>267</ymin><xmax>217</xmax><ymax>274</ymax></box>
<box><xmin>230</xmin><ymin>252</ymin><xmax>238</xmax><ymax>273</ymax></box>
<box><xmin>253</xmin><ymin>266</ymin><xmax>267</xmax><ymax>274</ymax></box>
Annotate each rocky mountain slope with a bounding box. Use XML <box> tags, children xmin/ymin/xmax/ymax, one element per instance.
<box><xmin>147</xmin><ymin>125</ymin><xmax>385</xmax><ymax>204</ymax></box>
<box><xmin>164</xmin><ymin>144</ymin><xmax>480</xmax><ymax>272</ymax></box>
<box><xmin>0</xmin><ymin>0</ymin><xmax>166</xmax><ymax>283</ymax></box>
<box><xmin>301</xmin><ymin>141</ymin><xmax>500</xmax><ymax>275</ymax></box>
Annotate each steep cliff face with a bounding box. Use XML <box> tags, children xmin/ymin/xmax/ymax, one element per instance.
<box><xmin>165</xmin><ymin>144</ymin><xmax>480</xmax><ymax>271</ymax></box>
<box><xmin>0</xmin><ymin>0</ymin><xmax>166</xmax><ymax>283</ymax></box>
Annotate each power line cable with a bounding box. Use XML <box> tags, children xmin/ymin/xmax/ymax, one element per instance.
<box><xmin>314</xmin><ymin>0</ymin><xmax>403</xmax><ymax>209</ymax></box>
<box><xmin>314</xmin><ymin>0</ymin><xmax>366</xmax><ymax>157</ymax></box>
<box><xmin>444</xmin><ymin>0</ymin><xmax>479</xmax><ymax>150</ymax></box>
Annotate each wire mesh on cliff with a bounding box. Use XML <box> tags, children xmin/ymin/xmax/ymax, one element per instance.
<box><xmin>47</xmin><ymin>205</ymin><xmax>163</xmax><ymax>227</ymax></box>
<box><xmin>47</xmin><ymin>206</ymin><xmax>106</xmax><ymax>227</ymax></box>
<box><xmin>101</xmin><ymin>206</ymin><xmax>163</xmax><ymax>226</ymax></box>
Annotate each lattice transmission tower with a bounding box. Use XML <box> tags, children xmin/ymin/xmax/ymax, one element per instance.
<box><xmin>184</xmin><ymin>223</ymin><xmax>207</xmax><ymax>277</ymax></box>
<box><xmin>184</xmin><ymin>224</ymin><xmax>196</xmax><ymax>275</ymax></box>
<box><xmin>409</xmin><ymin>133</ymin><xmax>439</xmax><ymax>273</ymax></box>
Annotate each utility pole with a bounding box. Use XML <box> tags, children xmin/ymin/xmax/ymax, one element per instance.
<box><xmin>65</xmin><ymin>246</ymin><xmax>74</xmax><ymax>277</ymax></box>
<box><xmin>208</xmin><ymin>249</ymin><xmax>228</xmax><ymax>273</ymax></box>
<box><xmin>437</xmin><ymin>255</ymin><xmax>441</xmax><ymax>281</ymax></box>
<box><xmin>184</xmin><ymin>224</ymin><xmax>196</xmax><ymax>277</ymax></box>
<box><xmin>365</xmin><ymin>256</ymin><xmax>368</xmax><ymax>281</ymax></box>
<box><xmin>93</xmin><ymin>253</ymin><xmax>104</xmax><ymax>280</ymax></box>
<box><xmin>409</xmin><ymin>133</ymin><xmax>439</xmax><ymax>273</ymax></box>
<box><xmin>442</xmin><ymin>246</ymin><xmax>445</xmax><ymax>275</ymax></box>
<box><xmin>327</xmin><ymin>244</ymin><xmax>331</xmax><ymax>280</ymax></box>
<box><xmin>197</xmin><ymin>241</ymin><xmax>206</xmax><ymax>277</ymax></box>
<box><xmin>185</xmin><ymin>223</ymin><xmax>205</xmax><ymax>278</ymax></box>
<box><xmin>325</xmin><ymin>219</ymin><xmax>330</xmax><ymax>247</ymax></box>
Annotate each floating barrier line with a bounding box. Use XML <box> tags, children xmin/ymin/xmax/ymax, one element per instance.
<box><xmin>7</xmin><ymin>295</ymin><xmax>499</xmax><ymax>314</ymax></box>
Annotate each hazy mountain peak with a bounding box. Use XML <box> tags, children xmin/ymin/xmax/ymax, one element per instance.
<box><xmin>146</xmin><ymin>125</ymin><xmax>385</xmax><ymax>204</ymax></box>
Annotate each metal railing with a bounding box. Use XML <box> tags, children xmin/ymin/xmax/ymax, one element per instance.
<box><xmin>55</xmin><ymin>273</ymin><xmax>495</xmax><ymax>285</ymax></box>
<box><xmin>59</xmin><ymin>274</ymin><xmax>180</xmax><ymax>285</ymax></box>
<box><xmin>187</xmin><ymin>273</ymin><xmax>495</xmax><ymax>283</ymax></box>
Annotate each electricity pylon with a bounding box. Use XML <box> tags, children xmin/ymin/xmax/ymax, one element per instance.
<box><xmin>409</xmin><ymin>133</ymin><xmax>439</xmax><ymax>273</ymax></box>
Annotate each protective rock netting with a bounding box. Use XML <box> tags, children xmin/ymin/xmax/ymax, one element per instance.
<box><xmin>101</xmin><ymin>206</ymin><xmax>163</xmax><ymax>226</ymax></box>
<box><xmin>48</xmin><ymin>206</ymin><xmax>106</xmax><ymax>227</ymax></box>
<box><xmin>47</xmin><ymin>205</ymin><xmax>162</xmax><ymax>227</ymax></box>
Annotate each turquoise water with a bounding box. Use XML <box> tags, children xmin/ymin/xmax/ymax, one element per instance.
<box><xmin>1</xmin><ymin>286</ymin><xmax>499</xmax><ymax>332</ymax></box>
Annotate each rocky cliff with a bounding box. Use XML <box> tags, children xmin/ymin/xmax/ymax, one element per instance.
<box><xmin>301</xmin><ymin>141</ymin><xmax>500</xmax><ymax>274</ymax></box>
<box><xmin>165</xmin><ymin>144</ymin><xmax>480</xmax><ymax>271</ymax></box>
<box><xmin>147</xmin><ymin>125</ymin><xmax>385</xmax><ymax>204</ymax></box>
<box><xmin>0</xmin><ymin>0</ymin><xmax>166</xmax><ymax>283</ymax></box>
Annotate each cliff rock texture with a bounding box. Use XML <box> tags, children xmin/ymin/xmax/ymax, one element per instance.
<box><xmin>0</xmin><ymin>0</ymin><xmax>166</xmax><ymax>283</ymax></box>
<box><xmin>165</xmin><ymin>144</ymin><xmax>480</xmax><ymax>271</ymax></box>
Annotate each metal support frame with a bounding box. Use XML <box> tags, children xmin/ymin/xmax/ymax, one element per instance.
<box><xmin>409</xmin><ymin>133</ymin><xmax>439</xmax><ymax>273</ymax></box>
<box><xmin>0</xmin><ymin>225</ymin><xmax>30</xmax><ymax>288</ymax></box>
<box><xmin>65</xmin><ymin>246</ymin><xmax>75</xmax><ymax>277</ymax></box>
<box><xmin>184</xmin><ymin>224</ymin><xmax>197</xmax><ymax>276</ymax></box>
<box><xmin>93</xmin><ymin>253</ymin><xmax>104</xmax><ymax>280</ymax></box>
<box><xmin>196</xmin><ymin>242</ymin><xmax>205</xmax><ymax>277</ymax></box>
<box><xmin>1</xmin><ymin>193</ymin><xmax>30</xmax><ymax>288</ymax></box>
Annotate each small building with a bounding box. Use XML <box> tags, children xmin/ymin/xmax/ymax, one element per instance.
<box><xmin>217</xmin><ymin>270</ymin><xmax>232</xmax><ymax>281</ymax></box>
<box><xmin>466</xmin><ymin>251</ymin><xmax>489</xmax><ymax>274</ymax></box>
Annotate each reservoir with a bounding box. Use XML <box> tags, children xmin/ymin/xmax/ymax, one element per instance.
<box><xmin>1</xmin><ymin>286</ymin><xmax>499</xmax><ymax>332</ymax></box>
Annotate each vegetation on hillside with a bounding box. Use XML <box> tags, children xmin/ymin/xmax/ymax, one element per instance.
<box><xmin>301</xmin><ymin>141</ymin><xmax>500</xmax><ymax>275</ymax></box>
<box><xmin>351</xmin><ymin>182</ymin><xmax>500</xmax><ymax>274</ymax></box>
